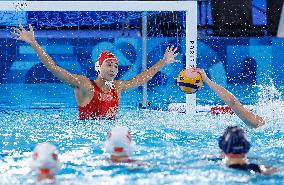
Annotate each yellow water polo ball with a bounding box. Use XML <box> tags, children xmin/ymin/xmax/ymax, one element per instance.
<box><xmin>177</xmin><ymin>68</ymin><xmax>203</xmax><ymax>94</ymax></box>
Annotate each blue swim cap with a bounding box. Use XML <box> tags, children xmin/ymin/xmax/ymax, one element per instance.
<box><xmin>218</xmin><ymin>126</ymin><xmax>251</xmax><ymax>154</ymax></box>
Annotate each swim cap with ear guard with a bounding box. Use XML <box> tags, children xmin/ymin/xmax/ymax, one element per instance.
<box><xmin>95</xmin><ymin>51</ymin><xmax>118</xmax><ymax>72</ymax></box>
<box><xmin>218</xmin><ymin>126</ymin><xmax>251</xmax><ymax>154</ymax></box>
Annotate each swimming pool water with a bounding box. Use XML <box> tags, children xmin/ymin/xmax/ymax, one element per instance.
<box><xmin>0</xmin><ymin>84</ymin><xmax>283</xmax><ymax>185</ymax></box>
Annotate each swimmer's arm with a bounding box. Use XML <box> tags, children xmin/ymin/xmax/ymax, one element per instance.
<box><xmin>205</xmin><ymin>78</ymin><xmax>264</xmax><ymax>128</ymax></box>
<box><xmin>260</xmin><ymin>165</ymin><xmax>278</xmax><ymax>174</ymax></box>
<box><xmin>119</xmin><ymin>46</ymin><xmax>179</xmax><ymax>91</ymax></box>
<box><xmin>194</xmin><ymin>68</ymin><xmax>265</xmax><ymax>128</ymax></box>
<box><xmin>30</xmin><ymin>40</ymin><xmax>86</xmax><ymax>88</ymax></box>
<box><xmin>118</xmin><ymin>59</ymin><xmax>166</xmax><ymax>90</ymax></box>
<box><xmin>12</xmin><ymin>23</ymin><xmax>84</xmax><ymax>88</ymax></box>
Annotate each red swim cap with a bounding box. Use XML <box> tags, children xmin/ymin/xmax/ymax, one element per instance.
<box><xmin>211</xmin><ymin>105</ymin><xmax>234</xmax><ymax>115</ymax></box>
<box><xmin>97</xmin><ymin>51</ymin><xmax>118</xmax><ymax>66</ymax></box>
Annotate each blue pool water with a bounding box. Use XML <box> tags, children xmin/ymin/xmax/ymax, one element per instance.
<box><xmin>0</xmin><ymin>84</ymin><xmax>283</xmax><ymax>184</ymax></box>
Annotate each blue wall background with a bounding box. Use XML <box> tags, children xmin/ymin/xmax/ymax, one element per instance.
<box><xmin>0</xmin><ymin>4</ymin><xmax>282</xmax><ymax>107</ymax></box>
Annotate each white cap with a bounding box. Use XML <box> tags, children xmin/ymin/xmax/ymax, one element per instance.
<box><xmin>104</xmin><ymin>126</ymin><xmax>135</xmax><ymax>157</ymax></box>
<box><xmin>30</xmin><ymin>142</ymin><xmax>61</xmax><ymax>174</ymax></box>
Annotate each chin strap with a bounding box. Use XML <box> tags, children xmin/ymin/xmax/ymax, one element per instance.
<box><xmin>105</xmin><ymin>80</ymin><xmax>114</xmax><ymax>88</ymax></box>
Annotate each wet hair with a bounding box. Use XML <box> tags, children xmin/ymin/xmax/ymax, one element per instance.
<box><xmin>218</xmin><ymin>126</ymin><xmax>251</xmax><ymax>154</ymax></box>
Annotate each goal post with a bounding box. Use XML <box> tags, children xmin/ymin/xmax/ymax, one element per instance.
<box><xmin>0</xmin><ymin>1</ymin><xmax>197</xmax><ymax>114</ymax></box>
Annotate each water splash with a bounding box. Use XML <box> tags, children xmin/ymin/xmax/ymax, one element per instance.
<box><xmin>256</xmin><ymin>79</ymin><xmax>284</xmax><ymax>126</ymax></box>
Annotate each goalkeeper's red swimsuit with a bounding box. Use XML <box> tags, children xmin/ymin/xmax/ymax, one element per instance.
<box><xmin>78</xmin><ymin>81</ymin><xmax>119</xmax><ymax>120</ymax></box>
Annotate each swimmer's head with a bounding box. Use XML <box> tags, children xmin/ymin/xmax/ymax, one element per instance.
<box><xmin>104</xmin><ymin>126</ymin><xmax>135</xmax><ymax>157</ymax></box>
<box><xmin>31</xmin><ymin>142</ymin><xmax>61</xmax><ymax>176</ymax></box>
<box><xmin>218</xmin><ymin>126</ymin><xmax>251</xmax><ymax>155</ymax></box>
<box><xmin>95</xmin><ymin>51</ymin><xmax>118</xmax><ymax>72</ymax></box>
